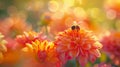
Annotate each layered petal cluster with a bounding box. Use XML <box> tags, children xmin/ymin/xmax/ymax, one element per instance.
<box><xmin>54</xmin><ymin>26</ymin><xmax>102</xmax><ymax>66</ymax></box>
<box><xmin>0</xmin><ymin>33</ymin><xmax>7</xmax><ymax>62</ymax></box>
<box><xmin>16</xmin><ymin>31</ymin><xmax>46</xmax><ymax>46</ymax></box>
<box><xmin>22</xmin><ymin>40</ymin><xmax>60</xmax><ymax>67</ymax></box>
<box><xmin>101</xmin><ymin>32</ymin><xmax>120</xmax><ymax>65</ymax></box>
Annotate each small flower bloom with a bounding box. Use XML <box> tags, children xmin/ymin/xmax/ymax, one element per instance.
<box><xmin>22</xmin><ymin>40</ymin><xmax>60</xmax><ymax>67</ymax></box>
<box><xmin>16</xmin><ymin>31</ymin><xmax>46</xmax><ymax>47</ymax></box>
<box><xmin>101</xmin><ymin>32</ymin><xmax>120</xmax><ymax>66</ymax></box>
<box><xmin>54</xmin><ymin>25</ymin><xmax>102</xmax><ymax>66</ymax></box>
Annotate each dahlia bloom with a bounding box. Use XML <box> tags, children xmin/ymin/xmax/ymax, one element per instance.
<box><xmin>54</xmin><ymin>25</ymin><xmax>102</xmax><ymax>66</ymax></box>
<box><xmin>22</xmin><ymin>40</ymin><xmax>60</xmax><ymax>67</ymax></box>
<box><xmin>16</xmin><ymin>31</ymin><xmax>46</xmax><ymax>47</ymax></box>
<box><xmin>101</xmin><ymin>32</ymin><xmax>120</xmax><ymax>65</ymax></box>
<box><xmin>0</xmin><ymin>33</ymin><xmax>7</xmax><ymax>62</ymax></box>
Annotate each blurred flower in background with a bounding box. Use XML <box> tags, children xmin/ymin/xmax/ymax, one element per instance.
<box><xmin>39</xmin><ymin>0</ymin><xmax>93</xmax><ymax>37</ymax></box>
<box><xmin>0</xmin><ymin>15</ymin><xmax>31</xmax><ymax>37</ymax></box>
<box><xmin>104</xmin><ymin>0</ymin><xmax>120</xmax><ymax>19</ymax></box>
<box><xmin>101</xmin><ymin>32</ymin><xmax>120</xmax><ymax>66</ymax></box>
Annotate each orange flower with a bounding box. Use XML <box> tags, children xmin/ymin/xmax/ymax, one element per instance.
<box><xmin>0</xmin><ymin>16</ymin><xmax>31</xmax><ymax>37</ymax></box>
<box><xmin>54</xmin><ymin>25</ymin><xmax>102</xmax><ymax>66</ymax></box>
<box><xmin>16</xmin><ymin>31</ymin><xmax>46</xmax><ymax>47</ymax></box>
<box><xmin>22</xmin><ymin>40</ymin><xmax>60</xmax><ymax>67</ymax></box>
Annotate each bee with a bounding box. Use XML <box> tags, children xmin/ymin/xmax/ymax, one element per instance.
<box><xmin>71</xmin><ymin>21</ymin><xmax>80</xmax><ymax>31</ymax></box>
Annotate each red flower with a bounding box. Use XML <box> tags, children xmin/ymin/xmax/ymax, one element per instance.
<box><xmin>101</xmin><ymin>32</ymin><xmax>120</xmax><ymax>65</ymax></box>
<box><xmin>54</xmin><ymin>25</ymin><xmax>102</xmax><ymax>66</ymax></box>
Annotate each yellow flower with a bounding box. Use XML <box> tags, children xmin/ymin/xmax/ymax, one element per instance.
<box><xmin>22</xmin><ymin>40</ymin><xmax>59</xmax><ymax>65</ymax></box>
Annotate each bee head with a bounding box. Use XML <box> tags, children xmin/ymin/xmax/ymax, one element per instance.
<box><xmin>71</xmin><ymin>25</ymin><xmax>80</xmax><ymax>31</ymax></box>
